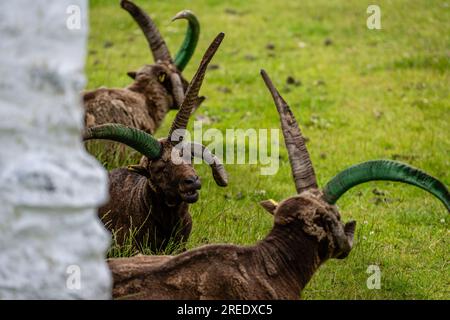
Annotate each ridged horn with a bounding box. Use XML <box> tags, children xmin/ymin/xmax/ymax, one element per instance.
<box><xmin>168</xmin><ymin>32</ymin><xmax>225</xmax><ymax>139</ymax></box>
<box><xmin>83</xmin><ymin>124</ymin><xmax>162</xmax><ymax>159</ymax></box>
<box><xmin>322</xmin><ymin>160</ymin><xmax>450</xmax><ymax>212</ymax></box>
<box><xmin>172</xmin><ymin>10</ymin><xmax>200</xmax><ymax>71</ymax></box>
<box><xmin>121</xmin><ymin>0</ymin><xmax>172</xmax><ymax>63</ymax></box>
<box><xmin>261</xmin><ymin>69</ymin><xmax>318</xmax><ymax>194</ymax></box>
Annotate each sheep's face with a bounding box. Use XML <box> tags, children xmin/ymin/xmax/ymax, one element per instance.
<box><xmin>134</xmin><ymin>139</ymin><xmax>201</xmax><ymax>206</ymax></box>
<box><xmin>260</xmin><ymin>191</ymin><xmax>356</xmax><ymax>261</ymax></box>
<box><xmin>127</xmin><ymin>63</ymin><xmax>187</xmax><ymax>109</ymax></box>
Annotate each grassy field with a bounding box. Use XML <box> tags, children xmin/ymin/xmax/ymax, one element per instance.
<box><xmin>86</xmin><ymin>0</ymin><xmax>449</xmax><ymax>299</ymax></box>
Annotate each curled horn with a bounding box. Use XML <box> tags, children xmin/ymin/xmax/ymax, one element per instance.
<box><xmin>169</xmin><ymin>32</ymin><xmax>225</xmax><ymax>139</ymax></box>
<box><xmin>172</xmin><ymin>10</ymin><xmax>200</xmax><ymax>72</ymax></box>
<box><xmin>170</xmin><ymin>72</ymin><xmax>185</xmax><ymax>108</ymax></box>
<box><xmin>121</xmin><ymin>0</ymin><xmax>172</xmax><ymax>63</ymax></box>
<box><xmin>325</xmin><ymin>213</ymin><xmax>356</xmax><ymax>259</ymax></box>
<box><xmin>322</xmin><ymin>160</ymin><xmax>450</xmax><ymax>212</ymax></box>
<box><xmin>261</xmin><ymin>69</ymin><xmax>318</xmax><ymax>194</ymax></box>
<box><xmin>188</xmin><ymin>142</ymin><xmax>228</xmax><ymax>187</ymax></box>
<box><xmin>83</xmin><ymin>124</ymin><xmax>162</xmax><ymax>159</ymax></box>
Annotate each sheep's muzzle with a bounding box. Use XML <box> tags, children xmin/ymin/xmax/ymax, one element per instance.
<box><xmin>179</xmin><ymin>175</ymin><xmax>201</xmax><ymax>203</ymax></box>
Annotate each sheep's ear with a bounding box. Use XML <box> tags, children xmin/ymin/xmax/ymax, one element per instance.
<box><xmin>127</xmin><ymin>71</ymin><xmax>137</xmax><ymax>79</ymax></box>
<box><xmin>127</xmin><ymin>165</ymin><xmax>150</xmax><ymax>178</ymax></box>
<box><xmin>260</xmin><ymin>199</ymin><xmax>278</xmax><ymax>215</ymax></box>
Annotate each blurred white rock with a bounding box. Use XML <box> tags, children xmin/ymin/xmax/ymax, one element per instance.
<box><xmin>0</xmin><ymin>0</ymin><xmax>111</xmax><ymax>299</ymax></box>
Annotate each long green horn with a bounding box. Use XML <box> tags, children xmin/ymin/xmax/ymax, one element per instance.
<box><xmin>83</xmin><ymin>124</ymin><xmax>162</xmax><ymax>159</ymax></box>
<box><xmin>322</xmin><ymin>160</ymin><xmax>450</xmax><ymax>211</ymax></box>
<box><xmin>172</xmin><ymin>10</ymin><xmax>200</xmax><ymax>71</ymax></box>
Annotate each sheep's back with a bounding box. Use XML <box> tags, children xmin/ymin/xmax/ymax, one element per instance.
<box><xmin>83</xmin><ymin>88</ymin><xmax>155</xmax><ymax>134</ymax></box>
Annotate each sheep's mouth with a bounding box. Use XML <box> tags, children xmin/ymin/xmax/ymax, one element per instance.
<box><xmin>180</xmin><ymin>190</ymin><xmax>199</xmax><ymax>203</ymax></box>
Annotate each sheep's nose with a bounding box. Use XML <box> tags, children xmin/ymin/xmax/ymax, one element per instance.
<box><xmin>182</xmin><ymin>176</ymin><xmax>201</xmax><ymax>189</ymax></box>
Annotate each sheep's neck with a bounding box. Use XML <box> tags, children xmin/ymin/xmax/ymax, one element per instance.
<box><xmin>257</xmin><ymin>224</ymin><xmax>322</xmax><ymax>295</ymax></box>
<box><xmin>127</xmin><ymin>81</ymin><xmax>147</xmax><ymax>94</ymax></box>
<box><xmin>128</xmin><ymin>82</ymin><xmax>171</xmax><ymax>112</ymax></box>
<box><xmin>141</xmin><ymin>180</ymin><xmax>188</xmax><ymax>230</ymax></box>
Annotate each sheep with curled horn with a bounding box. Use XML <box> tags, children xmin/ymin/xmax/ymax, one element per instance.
<box><xmin>107</xmin><ymin>70</ymin><xmax>449</xmax><ymax>300</ymax></box>
<box><xmin>83</xmin><ymin>33</ymin><xmax>227</xmax><ymax>252</ymax></box>
<box><xmin>83</xmin><ymin>0</ymin><xmax>204</xmax><ymax>134</ymax></box>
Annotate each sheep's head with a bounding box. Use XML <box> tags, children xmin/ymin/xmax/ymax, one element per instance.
<box><xmin>131</xmin><ymin>140</ymin><xmax>202</xmax><ymax>205</ymax></box>
<box><xmin>121</xmin><ymin>0</ymin><xmax>202</xmax><ymax>109</ymax></box>
<box><xmin>261</xmin><ymin>192</ymin><xmax>356</xmax><ymax>260</ymax></box>
<box><xmin>259</xmin><ymin>70</ymin><xmax>449</xmax><ymax>261</ymax></box>
<box><xmin>84</xmin><ymin>33</ymin><xmax>228</xmax><ymax>206</ymax></box>
<box><xmin>126</xmin><ymin>63</ymin><xmax>188</xmax><ymax>110</ymax></box>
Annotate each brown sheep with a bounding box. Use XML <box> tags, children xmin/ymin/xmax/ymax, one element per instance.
<box><xmin>84</xmin><ymin>0</ymin><xmax>204</xmax><ymax>134</ymax></box>
<box><xmin>83</xmin><ymin>33</ymin><xmax>228</xmax><ymax>252</ymax></box>
<box><xmin>107</xmin><ymin>70</ymin><xmax>449</xmax><ymax>299</ymax></box>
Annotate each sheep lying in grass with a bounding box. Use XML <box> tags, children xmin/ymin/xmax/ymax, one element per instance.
<box><xmin>84</xmin><ymin>0</ymin><xmax>204</xmax><ymax>134</ymax></box>
<box><xmin>107</xmin><ymin>70</ymin><xmax>449</xmax><ymax>299</ymax></box>
<box><xmin>83</xmin><ymin>33</ymin><xmax>227</xmax><ymax>252</ymax></box>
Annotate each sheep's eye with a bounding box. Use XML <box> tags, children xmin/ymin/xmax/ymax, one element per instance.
<box><xmin>158</xmin><ymin>73</ymin><xmax>166</xmax><ymax>83</ymax></box>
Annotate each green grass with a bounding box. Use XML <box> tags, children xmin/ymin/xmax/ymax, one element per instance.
<box><xmin>87</xmin><ymin>0</ymin><xmax>449</xmax><ymax>299</ymax></box>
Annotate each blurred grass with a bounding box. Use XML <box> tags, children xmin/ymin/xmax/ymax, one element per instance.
<box><xmin>87</xmin><ymin>0</ymin><xmax>449</xmax><ymax>299</ymax></box>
